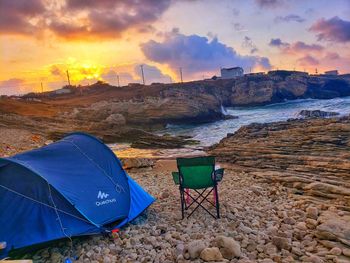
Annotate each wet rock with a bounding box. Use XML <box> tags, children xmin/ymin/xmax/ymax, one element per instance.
<box><xmin>298</xmin><ymin>109</ymin><xmax>340</xmax><ymax>118</ymax></box>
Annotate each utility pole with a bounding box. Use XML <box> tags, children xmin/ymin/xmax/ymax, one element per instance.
<box><xmin>66</xmin><ymin>70</ymin><xmax>71</xmax><ymax>86</ymax></box>
<box><xmin>116</xmin><ymin>74</ymin><xmax>120</xmax><ymax>87</ymax></box>
<box><xmin>41</xmin><ymin>82</ymin><xmax>43</xmax><ymax>93</ymax></box>
<box><xmin>140</xmin><ymin>65</ymin><xmax>145</xmax><ymax>85</ymax></box>
<box><xmin>179</xmin><ymin>67</ymin><xmax>183</xmax><ymax>83</ymax></box>
<box><xmin>169</xmin><ymin>77</ymin><xmax>172</xmax><ymax>83</ymax></box>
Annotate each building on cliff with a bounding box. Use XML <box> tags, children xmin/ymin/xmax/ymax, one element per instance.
<box><xmin>221</xmin><ymin>67</ymin><xmax>244</xmax><ymax>79</ymax></box>
<box><xmin>324</xmin><ymin>70</ymin><xmax>338</xmax><ymax>76</ymax></box>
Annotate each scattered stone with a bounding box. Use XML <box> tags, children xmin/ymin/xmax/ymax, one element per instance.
<box><xmin>200</xmin><ymin>247</ymin><xmax>223</xmax><ymax>261</ymax></box>
<box><xmin>272</xmin><ymin>236</ymin><xmax>291</xmax><ymax>251</ymax></box>
<box><xmin>306</xmin><ymin>207</ymin><xmax>319</xmax><ymax>220</ymax></box>
<box><xmin>213</xmin><ymin>236</ymin><xmax>241</xmax><ymax>259</ymax></box>
<box><xmin>330</xmin><ymin>247</ymin><xmax>342</xmax><ymax>256</ymax></box>
<box><xmin>184</xmin><ymin>240</ymin><xmax>206</xmax><ymax>259</ymax></box>
<box><xmin>343</xmin><ymin>248</ymin><xmax>350</xmax><ymax>257</ymax></box>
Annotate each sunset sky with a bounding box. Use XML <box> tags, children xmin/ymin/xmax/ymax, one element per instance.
<box><xmin>1</xmin><ymin>0</ymin><xmax>350</xmax><ymax>95</ymax></box>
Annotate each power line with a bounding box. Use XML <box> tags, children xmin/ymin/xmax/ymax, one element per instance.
<box><xmin>140</xmin><ymin>65</ymin><xmax>145</xmax><ymax>85</ymax></box>
<box><xmin>179</xmin><ymin>67</ymin><xmax>183</xmax><ymax>83</ymax></box>
<box><xmin>66</xmin><ymin>70</ymin><xmax>71</xmax><ymax>86</ymax></box>
<box><xmin>116</xmin><ymin>74</ymin><xmax>120</xmax><ymax>87</ymax></box>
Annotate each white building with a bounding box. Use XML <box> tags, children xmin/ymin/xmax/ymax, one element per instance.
<box><xmin>324</xmin><ymin>70</ymin><xmax>338</xmax><ymax>76</ymax></box>
<box><xmin>54</xmin><ymin>88</ymin><xmax>72</xmax><ymax>95</ymax></box>
<box><xmin>220</xmin><ymin>67</ymin><xmax>244</xmax><ymax>79</ymax></box>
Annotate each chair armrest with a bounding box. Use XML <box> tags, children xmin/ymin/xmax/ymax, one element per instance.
<box><xmin>214</xmin><ymin>168</ymin><xmax>224</xmax><ymax>182</ymax></box>
<box><xmin>172</xmin><ymin>172</ymin><xmax>180</xmax><ymax>185</ymax></box>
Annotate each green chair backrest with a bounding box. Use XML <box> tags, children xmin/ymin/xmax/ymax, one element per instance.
<box><xmin>176</xmin><ymin>156</ymin><xmax>215</xmax><ymax>189</ymax></box>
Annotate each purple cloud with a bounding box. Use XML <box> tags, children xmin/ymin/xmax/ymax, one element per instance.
<box><xmin>242</xmin><ymin>36</ymin><xmax>258</xmax><ymax>54</ymax></box>
<box><xmin>269</xmin><ymin>38</ymin><xmax>289</xmax><ymax>47</ymax></box>
<box><xmin>310</xmin><ymin>16</ymin><xmax>350</xmax><ymax>43</ymax></box>
<box><xmin>255</xmin><ymin>0</ymin><xmax>282</xmax><ymax>8</ymax></box>
<box><xmin>0</xmin><ymin>0</ymin><xmax>45</xmax><ymax>35</ymax></box>
<box><xmin>324</xmin><ymin>52</ymin><xmax>340</xmax><ymax>60</ymax></box>
<box><xmin>269</xmin><ymin>39</ymin><xmax>324</xmax><ymax>54</ymax></box>
<box><xmin>298</xmin><ymin>55</ymin><xmax>319</xmax><ymax>66</ymax></box>
<box><xmin>274</xmin><ymin>14</ymin><xmax>305</xmax><ymax>23</ymax></box>
<box><xmin>288</xmin><ymin>41</ymin><xmax>324</xmax><ymax>53</ymax></box>
<box><xmin>134</xmin><ymin>64</ymin><xmax>171</xmax><ymax>85</ymax></box>
<box><xmin>0</xmin><ymin>78</ymin><xmax>29</xmax><ymax>95</ymax></box>
<box><xmin>141</xmin><ymin>31</ymin><xmax>271</xmax><ymax>77</ymax></box>
<box><xmin>0</xmin><ymin>0</ymin><xmax>172</xmax><ymax>39</ymax></box>
<box><xmin>47</xmin><ymin>0</ymin><xmax>172</xmax><ymax>39</ymax></box>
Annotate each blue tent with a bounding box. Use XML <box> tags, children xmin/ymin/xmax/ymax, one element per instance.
<box><xmin>0</xmin><ymin>133</ymin><xmax>155</xmax><ymax>258</ymax></box>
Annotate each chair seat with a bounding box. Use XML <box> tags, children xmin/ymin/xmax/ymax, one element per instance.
<box><xmin>172</xmin><ymin>168</ymin><xmax>224</xmax><ymax>186</ymax></box>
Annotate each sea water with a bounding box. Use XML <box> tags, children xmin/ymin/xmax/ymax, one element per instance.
<box><xmin>159</xmin><ymin>96</ymin><xmax>350</xmax><ymax>146</ymax></box>
<box><xmin>112</xmin><ymin>96</ymin><xmax>350</xmax><ymax>158</ymax></box>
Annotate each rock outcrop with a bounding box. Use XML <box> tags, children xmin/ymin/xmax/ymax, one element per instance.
<box><xmin>209</xmin><ymin>116</ymin><xmax>350</xmax><ymax>207</ymax></box>
<box><xmin>208</xmin><ymin>115</ymin><xmax>350</xmax><ymax>261</ymax></box>
<box><xmin>230</xmin><ymin>72</ymin><xmax>350</xmax><ymax>106</ymax></box>
<box><xmin>299</xmin><ymin>109</ymin><xmax>340</xmax><ymax>118</ymax></box>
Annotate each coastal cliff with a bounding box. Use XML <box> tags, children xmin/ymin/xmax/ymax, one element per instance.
<box><xmin>1</xmin><ymin>71</ymin><xmax>350</xmax><ymax>145</ymax></box>
<box><xmin>66</xmin><ymin>71</ymin><xmax>350</xmax><ymax>129</ymax></box>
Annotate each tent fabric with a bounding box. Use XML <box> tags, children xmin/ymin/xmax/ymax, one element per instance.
<box><xmin>0</xmin><ymin>132</ymin><xmax>155</xmax><ymax>258</ymax></box>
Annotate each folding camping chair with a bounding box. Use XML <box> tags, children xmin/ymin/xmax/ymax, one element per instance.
<box><xmin>171</xmin><ymin>156</ymin><xmax>224</xmax><ymax>219</ymax></box>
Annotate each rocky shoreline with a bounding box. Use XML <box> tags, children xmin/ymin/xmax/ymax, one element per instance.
<box><xmin>0</xmin><ymin>115</ymin><xmax>348</xmax><ymax>262</ymax></box>
<box><xmin>1</xmin><ymin>73</ymin><xmax>350</xmax><ymax>262</ymax></box>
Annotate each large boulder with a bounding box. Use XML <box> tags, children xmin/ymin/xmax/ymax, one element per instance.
<box><xmin>315</xmin><ymin>211</ymin><xmax>350</xmax><ymax>246</ymax></box>
<box><xmin>184</xmin><ymin>240</ymin><xmax>206</xmax><ymax>259</ymax></box>
<box><xmin>212</xmin><ymin>236</ymin><xmax>241</xmax><ymax>259</ymax></box>
<box><xmin>120</xmin><ymin>158</ymin><xmax>154</xmax><ymax>170</ymax></box>
<box><xmin>200</xmin><ymin>247</ymin><xmax>223</xmax><ymax>262</ymax></box>
<box><xmin>104</xmin><ymin>113</ymin><xmax>126</xmax><ymax>126</ymax></box>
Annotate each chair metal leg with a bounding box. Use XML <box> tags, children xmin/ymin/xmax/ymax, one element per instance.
<box><xmin>180</xmin><ymin>187</ymin><xmax>185</xmax><ymax>219</ymax></box>
<box><xmin>185</xmin><ymin>188</ymin><xmax>190</xmax><ymax>207</ymax></box>
<box><xmin>213</xmin><ymin>187</ymin><xmax>216</xmax><ymax>205</ymax></box>
<box><xmin>214</xmin><ymin>185</ymin><xmax>220</xmax><ymax>219</ymax></box>
<box><xmin>186</xmin><ymin>188</ymin><xmax>217</xmax><ymax>219</ymax></box>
